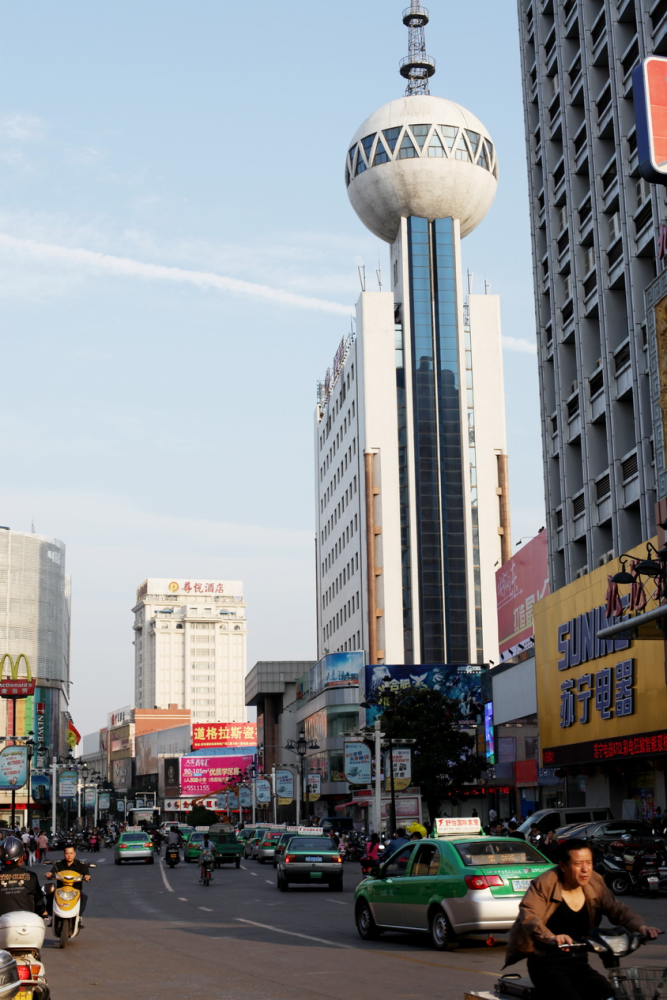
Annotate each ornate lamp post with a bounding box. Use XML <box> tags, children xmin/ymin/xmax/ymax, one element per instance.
<box><xmin>284</xmin><ymin>732</ymin><xmax>320</xmax><ymax>826</ymax></box>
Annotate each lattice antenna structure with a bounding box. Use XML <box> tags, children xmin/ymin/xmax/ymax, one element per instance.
<box><xmin>399</xmin><ymin>2</ymin><xmax>436</xmax><ymax>96</ymax></box>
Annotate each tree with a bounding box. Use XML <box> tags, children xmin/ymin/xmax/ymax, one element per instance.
<box><xmin>188</xmin><ymin>805</ymin><xmax>218</xmax><ymax>827</ymax></box>
<box><xmin>379</xmin><ymin>688</ymin><xmax>486</xmax><ymax>827</ymax></box>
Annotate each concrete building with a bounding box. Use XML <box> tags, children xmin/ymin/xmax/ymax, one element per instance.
<box><xmin>315</xmin><ymin>3</ymin><xmax>511</xmax><ymax>667</ymax></box>
<box><xmin>516</xmin><ymin>0</ymin><xmax>664</xmax><ymax>589</ymax></box>
<box><xmin>0</xmin><ymin>528</ymin><xmax>72</xmax><ymax>825</ymax></box>
<box><xmin>245</xmin><ymin>660</ymin><xmax>315</xmax><ymax>772</ymax></box>
<box><xmin>132</xmin><ymin>578</ymin><xmax>247</xmax><ymax>724</ymax></box>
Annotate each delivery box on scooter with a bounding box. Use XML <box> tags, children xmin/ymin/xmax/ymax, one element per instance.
<box><xmin>0</xmin><ymin>912</ymin><xmax>45</xmax><ymax>950</ymax></box>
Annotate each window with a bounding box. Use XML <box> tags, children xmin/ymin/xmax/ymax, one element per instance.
<box><xmin>427</xmin><ymin>131</ymin><xmax>444</xmax><ymax>157</ymax></box>
<box><xmin>374</xmin><ymin>138</ymin><xmax>390</xmax><ymax>166</ymax></box>
<box><xmin>398</xmin><ymin>133</ymin><xmax>417</xmax><ymax>159</ymax></box>
<box><xmin>383</xmin><ymin>845</ymin><xmax>416</xmax><ymax>876</ymax></box>
<box><xmin>455</xmin><ymin>842</ymin><xmax>546</xmax><ymax>866</ymax></box>
<box><xmin>410</xmin><ymin>123</ymin><xmax>431</xmax><ymax>150</ymax></box>
<box><xmin>411</xmin><ymin>844</ymin><xmax>440</xmax><ymax>876</ymax></box>
<box><xmin>455</xmin><ymin>134</ymin><xmax>471</xmax><ymax>161</ymax></box>
<box><xmin>439</xmin><ymin>125</ymin><xmax>457</xmax><ymax>153</ymax></box>
<box><xmin>383</xmin><ymin>127</ymin><xmax>401</xmax><ymax>153</ymax></box>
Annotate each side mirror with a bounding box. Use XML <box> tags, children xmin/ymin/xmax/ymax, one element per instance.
<box><xmin>369</xmin><ymin>866</ymin><xmax>381</xmax><ymax>879</ymax></box>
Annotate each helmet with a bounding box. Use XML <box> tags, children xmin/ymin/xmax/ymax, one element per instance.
<box><xmin>0</xmin><ymin>837</ymin><xmax>23</xmax><ymax>863</ymax></box>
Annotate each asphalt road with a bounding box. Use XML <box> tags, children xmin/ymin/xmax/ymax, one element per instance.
<box><xmin>34</xmin><ymin>847</ymin><xmax>667</xmax><ymax>1000</ymax></box>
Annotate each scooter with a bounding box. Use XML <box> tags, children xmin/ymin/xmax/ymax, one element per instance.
<box><xmin>0</xmin><ymin>913</ymin><xmax>50</xmax><ymax>998</ymax></box>
<box><xmin>43</xmin><ymin>860</ymin><xmax>96</xmax><ymax>949</ymax></box>
<box><xmin>199</xmin><ymin>851</ymin><xmax>214</xmax><ymax>887</ymax></box>
<box><xmin>596</xmin><ymin>848</ymin><xmax>661</xmax><ymax>897</ymax></box>
<box><xmin>165</xmin><ymin>844</ymin><xmax>180</xmax><ymax>869</ymax></box>
<box><xmin>467</xmin><ymin>926</ymin><xmax>662</xmax><ymax>999</ymax></box>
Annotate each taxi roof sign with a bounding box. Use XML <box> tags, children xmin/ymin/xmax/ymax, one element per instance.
<box><xmin>194</xmin><ymin>826</ymin><xmax>210</xmax><ymax>832</ymax></box>
<box><xmin>125</xmin><ymin>826</ymin><xmax>142</xmax><ymax>833</ymax></box>
<box><xmin>435</xmin><ymin>817</ymin><xmax>482</xmax><ymax>838</ymax></box>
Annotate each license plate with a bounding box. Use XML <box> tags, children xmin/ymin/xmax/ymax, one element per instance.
<box><xmin>310</xmin><ymin>871</ymin><xmax>323</xmax><ymax>878</ymax></box>
<box><xmin>648</xmin><ymin>877</ymin><xmax>659</xmax><ymax>884</ymax></box>
<box><xmin>306</xmin><ymin>856</ymin><xmax>322</xmax><ymax>862</ymax></box>
<box><xmin>16</xmin><ymin>992</ymin><xmax>33</xmax><ymax>999</ymax></box>
<box><xmin>512</xmin><ymin>879</ymin><xmax>531</xmax><ymax>892</ymax></box>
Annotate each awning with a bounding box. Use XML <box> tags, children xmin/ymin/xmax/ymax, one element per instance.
<box><xmin>334</xmin><ymin>798</ymin><xmax>372</xmax><ymax>811</ymax></box>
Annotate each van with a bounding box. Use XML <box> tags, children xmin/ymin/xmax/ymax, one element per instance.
<box><xmin>517</xmin><ymin>806</ymin><xmax>612</xmax><ymax>837</ymax></box>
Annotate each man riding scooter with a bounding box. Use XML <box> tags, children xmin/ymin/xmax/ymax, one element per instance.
<box><xmin>198</xmin><ymin>834</ymin><xmax>217</xmax><ymax>884</ymax></box>
<box><xmin>44</xmin><ymin>845</ymin><xmax>91</xmax><ymax>926</ymax></box>
<box><xmin>505</xmin><ymin>837</ymin><xmax>660</xmax><ymax>1000</ymax></box>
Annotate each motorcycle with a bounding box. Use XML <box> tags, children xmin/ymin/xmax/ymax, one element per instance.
<box><xmin>165</xmin><ymin>844</ymin><xmax>180</xmax><ymax>869</ymax></box>
<box><xmin>0</xmin><ymin>913</ymin><xmax>50</xmax><ymax>999</ymax></box>
<box><xmin>596</xmin><ymin>847</ymin><xmax>662</xmax><ymax>897</ymax></box>
<box><xmin>484</xmin><ymin>926</ymin><xmax>662</xmax><ymax>999</ymax></box>
<box><xmin>199</xmin><ymin>851</ymin><xmax>214</xmax><ymax>887</ymax></box>
<box><xmin>151</xmin><ymin>835</ymin><xmax>161</xmax><ymax>857</ymax></box>
<box><xmin>88</xmin><ymin>835</ymin><xmax>99</xmax><ymax>854</ymax></box>
<box><xmin>43</xmin><ymin>860</ymin><xmax>96</xmax><ymax>949</ymax></box>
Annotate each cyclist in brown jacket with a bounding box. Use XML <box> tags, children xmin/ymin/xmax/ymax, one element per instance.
<box><xmin>505</xmin><ymin>838</ymin><xmax>660</xmax><ymax>1000</ymax></box>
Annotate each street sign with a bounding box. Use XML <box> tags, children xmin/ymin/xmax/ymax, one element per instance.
<box><xmin>0</xmin><ymin>747</ymin><xmax>28</xmax><ymax>790</ymax></box>
<box><xmin>58</xmin><ymin>769</ymin><xmax>78</xmax><ymax>799</ymax></box>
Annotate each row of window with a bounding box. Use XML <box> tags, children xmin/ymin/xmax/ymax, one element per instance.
<box><xmin>319</xmin><ymin>365</ymin><xmax>355</xmax><ymax>442</ymax></box>
<box><xmin>346</xmin><ymin>124</ymin><xmax>497</xmax><ymax>186</ymax></box>
<box><xmin>324</xmin><ymin>632</ymin><xmax>362</xmax><ymax>654</ymax></box>
<box><xmin>324</xmin><ymin>592</ymin><xmax>361</xmax><ymax>641</ymax></box>
<box><xmin>320</xmin><ymin>407</ymin><xmax>357</xmax><ymax>497</ymax></box>
<box><xmin>322</xmin><ymin>516</ymin><xmax>359</xmax><ymax>577</ymax></box>
<box><xmin>322</xmin><ymin>556</ymin><xmax>359</xmax><ymax>609</ymax></box>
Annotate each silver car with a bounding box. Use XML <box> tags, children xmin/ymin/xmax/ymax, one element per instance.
<box><xmin>256</xmin><ymin>831</ymin><xmax>282</xmax><ymax>864</ymax></box>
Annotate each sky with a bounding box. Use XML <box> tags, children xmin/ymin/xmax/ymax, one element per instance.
<box><xmin>0</xmin><ymin>1</ymin><xmax>545</xmax><ymax>734</ymax></box>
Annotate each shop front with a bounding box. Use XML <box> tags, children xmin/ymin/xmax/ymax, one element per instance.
<box><xmin>533</xmin><ymin>542</ymin><xmax>667</xmax><ymax>819</ymax></box>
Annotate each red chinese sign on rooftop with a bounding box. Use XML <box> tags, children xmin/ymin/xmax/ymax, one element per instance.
<box><xmin>192</xmin><ymin>722</ymin><xmax>257</xmax><ymax>750</ymax></box>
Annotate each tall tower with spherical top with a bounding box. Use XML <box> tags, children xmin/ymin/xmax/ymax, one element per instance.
<box><xmin>315</xmin><ymin>2</ymin><xmax>510</xmax><ymax>677</ymax></box>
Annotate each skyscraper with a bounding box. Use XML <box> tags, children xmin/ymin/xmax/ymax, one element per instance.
<box><xmin>314</xmin><ymin>2</ymin><xmax>511</xmax><ymax>666</ymax></box>
<box><xmin>517</xmin><ymin>0</ymin><xmax>662</xmax><ymax>589</ymax></box>
<box><xmin>133</xmin><ymin>578</ymin><xmax>247</xmax><ymax>723</ymax></box>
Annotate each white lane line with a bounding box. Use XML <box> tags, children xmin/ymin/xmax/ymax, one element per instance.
<box><xmin>234</xmin><ymin>918</ymin><xmax>353</xmax><ymax>949</ymax></box>
<box><xmin>326</xmin><ymin>899</ymin><xmax>348</xmax><ymax>904</ymax></box>
<box><xmin>159</xmin><ymin>862</ymin><xmax>174</xmax><ymax>893</ymax></box>
<box><xmin>265</xmin><ymin>880</ymin><xmax>273</xmax><ymax>884</ymax></box>
<box><xmin>249</xmin><ymin>871</ymin><xmax>258</xmax><ymax>877</ymax></box>
<box><xmin>240</xmin><ymin>865</ymin><xmax>248</xmax><ymax>870</ymax></box>
<box><xmin>199</xmin><ymin>906</ymin><xmax>213</xmax><ymax>912</ymax></box>
<box><xmin>178</xmin><ymin>897</ymin><xmax>188</xmax><ymax>902</ymax></box>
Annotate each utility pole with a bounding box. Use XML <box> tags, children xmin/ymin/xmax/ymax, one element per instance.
<box><xmin>51</xmin><ymin>757</ymin><xmax>57</xmax><ymax>837</ymax></box>
<box><xmin>374</xmin><ymin>719</ymin><xmax>382</xmax><ymax>835</ymax></box>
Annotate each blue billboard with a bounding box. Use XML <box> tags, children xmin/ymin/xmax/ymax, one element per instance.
<box><xmin>360</xmin><ymin>663</ymin><xmax>485</xmax><ymax>727</ymax></box>
<box><xmin>309</xmin><ymin>652</ymin><xmax>363</xmax><ymax>697</ymax></box>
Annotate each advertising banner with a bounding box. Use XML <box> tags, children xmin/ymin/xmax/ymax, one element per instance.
<box><xmin>163</xmin><ymin>757</ymin><xmax>180</xmax><ymax>797</ymax></box>
<box><xmin>496</xmin><ymin>531</ymin><xmax>550</xmax><ymax>661</ymax></box>
<box><xmin>84</xmin><ymin>788</ymin><xmax>96</xmax><ymax>809</ymax></box>
<box><xmin>0</xmin><ymin>747</ymin><xmax>27</xmax><ymax>791</ymax></box>
<box><xmin>31</xmin><ymin>772</ymin><xmax>50</xmax><ymax>803</ymax></box>
<box><xmin>306</xmin><ymin>773</ymin><xmax>321</xmax><ymax>802</ymax></box>
<box><xmin>275</xmin><ymin>769</ymin><xmax>294</xmax><ymax>802</ymax></box>
<box><xmin>58</xmin><ymin>768</ymin><xmax>78</xmax><ymax>799</ymax></box>
<box><xmin>361</xmin><ymin>663</ymin><xmax>484</xmax><ymax>727</ymax></box>
<box><xmin>484</xmin><ymin>702</ymin><xmax>495</xmax><ymax>764</ymax></box>
<box><xmin>98</xmin><ymin>792</ymin><xmax>110</xmax><ymax>811</ymax></box>
<box><xmin>216</xmin><ymin>792</ymin><xmax>227</xmax><ymax>810</ymax></box>
<box><xmin>310</xmin><ymin>652</ymin><xmax>362</xmax><ymax>697</ymax></box>
<box><xmin>112</xmin><ymin>758</ymin><xmax>132</xmax><ymax>793</ymax></box>
<box><xmin>0</xmin><ymin>654</ymin><xmax>35</xmax><ymax>697</ymax></box>
<box><xmin>179</xmin><ymin>754</ymin><xmax>255</xmax><ymax>796</ymax></box>
<box><xmin>135</xmin><ymin>731</ymin><xmax>158</xmax><ymax>776</ymax></box>
<box><xmin>239</xmin><ymin>785</ymin><xmax>251</xmax><ymax>808</ymax></box>
<box><xmin>344</xmin><ymin>742</ymin><xmax>372</xmax><ymax>784</ymax></box>
<box><xmin>227</xmin><ymin>789</ymin><xmax>239</xmax><ymax>810</ymax></box>
<box><xmin>192</xmin><ymin>722</ymin><xmax>257</xmax><ymax>750</ymax></box>
<box><xmin>255</xmin><ymin>778</ymin><xmax>271</xmax><ymax>804</ymax></box>
<box><xmin>384</xmin><ymin>748</ymin><xmax>411</xmax><ymax>792</ymax></box>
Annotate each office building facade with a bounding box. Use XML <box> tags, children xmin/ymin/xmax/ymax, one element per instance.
<box><xmin>517</xmin><ymin>0</ymin><xmax>664</xmax><ymax>588</ymax></box>
<box><xmin>133</xmin><ymin>578</ymin><xmax>247</xmax><ymax>723</ymax></box>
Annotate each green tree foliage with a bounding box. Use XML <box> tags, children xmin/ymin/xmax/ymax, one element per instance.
<box><xmin>379</xmin><ymin>688</ymin><xmax>486</xmax><ymax>826</ymax></box>
<box><xmin>188</xmin><ymin>805</ymin><xmax>219</xmax><ymax>827</ymax></box>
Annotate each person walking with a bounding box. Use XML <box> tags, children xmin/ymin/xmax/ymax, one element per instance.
<box><xmin>37</xmin><ymin>831</ymin><xmax>49</xmax><ymax>863</ymax></box>
<box><xmin>27</xmin><ymin>831</ymin><xmax>37</xmax><ymax>867</ymax></box>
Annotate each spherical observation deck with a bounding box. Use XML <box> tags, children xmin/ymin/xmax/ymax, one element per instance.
<box><xmin>346</xmin><ymin>94</ymin><xmax>498</xmax><ymax>244</ymax></box>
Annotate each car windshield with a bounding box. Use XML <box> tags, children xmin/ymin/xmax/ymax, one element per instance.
<box><xmin>262</xmin><ymin>833</ymin><xmax>281</xmax><ymax>843</ymax></box>
<box><xmin>122</xmin><ymin>835</ymin><xmax>149</xmax><ymax>844</ymax></box>
<box><xmin>289</xmin><ymin>838</ymin><xmax>334</xmax><ymax>851</ymax></box>
<box><xmin>455</xmin><ymin>841</ymin><xmax>548</xmax><ymax>866</ymax></box>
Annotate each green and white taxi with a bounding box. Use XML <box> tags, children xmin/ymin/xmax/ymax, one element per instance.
<box><xmin>114</xmin><ymin>827</ymin><xmax>154</xmax><ymax>865</ymax></box>
<box><xmin>354</xmin><ymin>817</ymin><xmax>553</xmax><ymax>949</ymax></box>
<box><xmin>276</xmin><ymin>830</ymin><xmax>342</xmax><ymax>891</ymax></box>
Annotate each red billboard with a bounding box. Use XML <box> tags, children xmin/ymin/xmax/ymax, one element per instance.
<box><xmin>191</xmin><ymin>722</ymin><xmax>256</xmax><ymax>750</ymax></box>
<box><xmin>180</xmin><ymin>754</ymin><xmax>254</xmax><ymax>796</ymax></box>
<box><xmin>634</xmin><ymin>56</ymin><xmax>667</xmax><ymax>184</ymax></box>
<box><xmin>496</xmin><ymin>531</ymin><xmax>549</xmax><ymax>661</ymax></box>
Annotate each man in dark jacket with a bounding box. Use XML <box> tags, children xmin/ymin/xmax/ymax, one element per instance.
<box><xmin>506</xmin><ymin>838</ymin><xmax>659</xmax><ymax>1000</ymax></box>
<box><xmin>44</xmin><ymin>845</ymin><xmax>91</xmax><ymax>921</ymax></box>
<box><xmin>0</xmin><ymin>836</ymin><xmax>47</xmax><ymax>917</ymax></box>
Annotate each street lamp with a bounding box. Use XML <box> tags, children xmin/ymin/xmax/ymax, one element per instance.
<box><xmin>284</xmin><ymin>731</ymin><xmax>320</xmax><ymax>826</ymax></box>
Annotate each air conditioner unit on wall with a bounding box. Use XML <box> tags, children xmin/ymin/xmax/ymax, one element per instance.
<box><xmin>598</xmin><ymin>550</ymin><xmax>614</xmax><ymax>566</ymax></box>
<box><xmin>575</xmin><ymin>565</ymin><xmax>589</xmax><ymax>579</ymax></box>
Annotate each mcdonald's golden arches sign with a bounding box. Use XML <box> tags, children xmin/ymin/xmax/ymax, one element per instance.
<box><xmin>0</xmin><ymin>655</ymin><xmax>35</xmax><ymax>697</ymax></box>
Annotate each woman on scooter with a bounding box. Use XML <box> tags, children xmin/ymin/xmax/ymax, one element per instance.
<box><xmin>505</xmin><ymin>838</ymin><xmax>660</xmax><ymax>1000</ymax></box>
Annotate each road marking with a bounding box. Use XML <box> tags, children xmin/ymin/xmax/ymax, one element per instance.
<box><xmin>240</xmin><ymin>865</ymin><xmax>248</xmax><ymax>870</ymax></box>
<box><xmin>265</xmin><ymin>880</ymin><xmax>273</xmax><ymax>884</ymax></box>
<box><xmin>159</xmin><ymin>862</ymin><xmax>174</xmax><ymax>893</ymax></box>
<box><xmin>199</xmin><ymin>907</ymin><xmax>213</xmax><ymax>912</ymax></box>
<box><xmin>250</xmin><ymin>871</ymin><xmax>258</xmax><ymax>877</ymax></box>
<box><xmin>234</xmin><ymin>918</ymin><xmax>353</xmax><ymax>949</ymax></box>
<box><xmin>178</xmin><ymin>897</ymin><xmax>188</xmax><ymax>902</ymax></box>
<box><xmin>326</xmin><ymin>899</ymin><xmax>348</xmax><ymax>904</ymax></box>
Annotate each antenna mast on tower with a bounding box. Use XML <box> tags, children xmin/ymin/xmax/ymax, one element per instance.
<box><xmin>399</xmin><ymin>2</ymin><xmax>436</xmax><ymax>96</ymax></box>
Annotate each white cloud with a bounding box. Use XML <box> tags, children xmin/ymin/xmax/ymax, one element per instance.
<box><xmin>503</xmin><ymin>335</ymin><xmax>537</xmax><ymax>354</ymax></box>
<box><xmin>0</xmin><ymin>113</ymin><xmax>48</xmax><ymax>143</ymax></box>
<box><xmin>0</xmin><ymin>233</ymin><xmax>353</xmax><ymax>315</ymax></box>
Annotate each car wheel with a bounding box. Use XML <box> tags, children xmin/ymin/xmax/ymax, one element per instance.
<box><xmin>259</xmin><ymin>858</ymin><xmax>265</xmax><ymax>865</ymax></box>
<box><xmin>148</xmin><ymin>857</ymin><xmax>154</xmax><ymax>865</ymax></box>
<box><xmin>429</xmin><ymin>909</ymin><xmax>456</xmax><ymax>951</ymax></box>
<box><xmin>332</xmin><ymin>878</ymin><xmax>343</xmax><ymax>892</ymax></box>
<box><xmin>278</xmin><ymin>875</ymin><xmax>288</xmax><ymax>892</ymax></box>
<box><xmin>356</xmin><ymin>900</ymin><xmax>380</xmax><ymax>940</ymax></box>
<box><xmin>235</xmin><ymin>857</ymin><xmax>241</xmax><ymax>869</ymax></box>
<box><xmin>114</xmin><ymin>859</ymin><xmax>121</xmax><ymax>866</ymax></box>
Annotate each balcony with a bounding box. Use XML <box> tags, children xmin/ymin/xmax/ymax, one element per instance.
<box><xmin>573</xmin><ymin>123</ymin><xmax>588</xmax><ymax>173</ymax></box>
<box><xmin>607</xmin><ymin>234</ymin><xmax>624</xmax><ymax>288</ymax></box>
<box><xmin>614</xmin><ymin>339</ymin><xmax>633</xmax><ymax>399</ymax></box>
<box><xmin>553</xmin><ymin>157</ymin><xmax>566</xmax><ymax>200</ymax></box>
<box><xmin>595</xmin><ymin>470</ymin><xmax>612</xmax><ymax>524</ymax></box>
<box><xmin>565</xmin><ymin>0</ymin><xmax>579</xmax><ymax>37</ymax></box>
<box><xmin>651</xmin><ymin>0</ymin><xmax>667</xmax><ymax>53</ymax></box>
<box><xmin>591</xmin><ymin>9</ymin><xmax>609</xmax><ymax>65</ymax></box>
<box><xmin>589</xmin><ymin>367</ymin><xmax>605</xmax><ymax>422</ymax></box>
<box><xmin>555</xmin><ymin>506</ymin><xmax>564</xmax><ymax>550</ymax></box>
<box><xmin>567</xmin><ymin>390</ymin><xmax>582</xmax><ymax>442</ymax></box>
<box><xmin>621</xmin><ymin>35</ymin><xmax>640</xmax><ymax>94</ymax></box>
<box><xmin>578</xmin><ymin>194</ymin><xmax>593</xmax><ymax>242</ymax></box>
<box><xmin>621</xmin><ymin>450</ymin><xmax>640</xmax><ymax>505</ymax></box>
<box><xmin>596</xmin><ymin>81</ymin><xmax>613</xmax><ymax>134</ymax></box>
<box><xmin>617</xmin><ymin>0</ymin><xmax>635</xmax><ymax>18</ymax></box>
<box><xmin>572</xmin><ymin>491</ymin><xmax>587</xmax><ymax>538</ymax></box>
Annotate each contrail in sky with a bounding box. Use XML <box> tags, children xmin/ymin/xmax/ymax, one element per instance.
<box><xmin>0</xmin><ymin>233</ymin><xmax>353</xmax><ymax>316</ymax></box>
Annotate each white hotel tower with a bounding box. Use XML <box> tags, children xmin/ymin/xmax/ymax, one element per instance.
<box><xmin>315</xmin><ymin>2</ymin><xmax>512</xmax><ymax>667</ymax></box>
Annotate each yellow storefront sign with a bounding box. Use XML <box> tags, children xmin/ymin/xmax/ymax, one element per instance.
<box><xmin>534</xmin><ymin>539</ymin><xmax>667</xmax><ymax>767</ymax></box>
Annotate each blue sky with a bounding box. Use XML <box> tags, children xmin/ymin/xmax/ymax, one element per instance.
<box><xmin>0</xmin><ymin>1</ymin><xmax>544</xmax><ymax>733</ymax></box>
